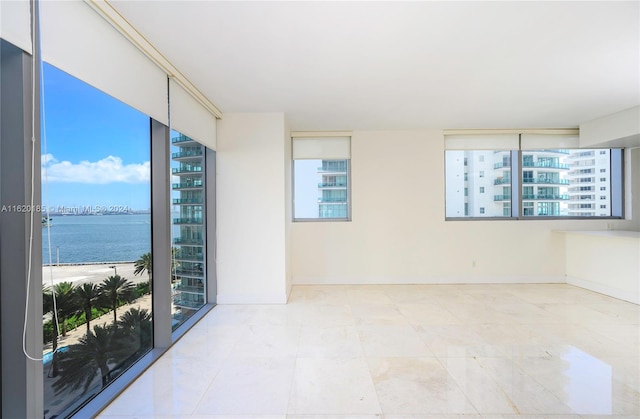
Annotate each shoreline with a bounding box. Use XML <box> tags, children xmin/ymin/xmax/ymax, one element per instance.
<box><xmin>43</xmin><ymin>260</ymin><xmax>135</xmax><ymax>267</ymax></box>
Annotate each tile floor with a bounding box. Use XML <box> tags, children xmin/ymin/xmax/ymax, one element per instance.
<box><xmin>98</xmin><ymin>284</ymin><xmax>640</xmax><ymax>419</ymax></box>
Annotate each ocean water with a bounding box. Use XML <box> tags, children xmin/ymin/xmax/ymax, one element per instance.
<box><xmin>42</xmin><ymin>214</ymin><xmax>151</xmax><ymax>264</ymax></box>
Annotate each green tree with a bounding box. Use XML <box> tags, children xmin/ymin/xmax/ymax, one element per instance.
<box><xmin>52</xmin><ymin>282</ymin><xmax>78</xmax><ymax>337</ymax></box>
<box><xmin>42</xmin><ymin>286</ymin><xmax>57</xmax><ymax>374</ymax></box>
<box><xmin>117</xmin><ymin>307</ymin><xmax>152</xmax><ymax>360</ymax></box>
<box><xmin>133</xmin><ymin>252</ymin><xmax>152</xmax><ymax>294</ymax></box>
<box><xmin>43</xmin><ymin>282</ymin><xmax>78</xmax><ymax>377</ymax></box>
<box><xmin>52</xmin><ymin>324</ymin><xmax>132</xmax><ymax>394</ymax></box>
<box><xmin>133</xmin><ymin>252</ymin><xmax>152</xmax><ymax>282</ymax></box>
<box><xmin>99</xmin><ymin>275</ymin><xmax>134</xmax><ymax>325</ymax></box>
<box><xmin>43</xmin><ymin>285</ymin><xmax>53</xmax><ymax>318</ymax></box>
<box><xmin>74</xmin><ymin>282</ymin><xmax>103</xmax><ymax>333</ymax></box>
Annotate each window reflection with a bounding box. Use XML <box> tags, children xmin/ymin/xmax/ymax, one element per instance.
<box><xmin>170</xmin><ymin>132</ymin><xmax>206</xmax><ymax>329</ymax></box>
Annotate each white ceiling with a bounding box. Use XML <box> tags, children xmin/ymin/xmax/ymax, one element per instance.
<box><xmin>112</xmin><ymin>1</ymin><xmax>639</xmax><ymax>131</ymax></box>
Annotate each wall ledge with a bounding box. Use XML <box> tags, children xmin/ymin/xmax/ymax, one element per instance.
<box><xmin>566</xmin><ymin>276</ymin><xmax>639</xmax><ymax>305</ymax></box>
<box><xmin>292</xmin><ymin>275</ymin><xmax>566</xmax><ymax>285</ymax></box>
<box><xmin>555</xmin><ymin>230</ymin><xmax>640</xmax><ymax>239</ymax></box>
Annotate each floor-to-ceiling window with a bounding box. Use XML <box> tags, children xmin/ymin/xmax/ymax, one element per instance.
<box><xmin>41</xmin><ymin>63</ymin><xmax>153</xmax><ymax>419</ymax></box>
<box><xmin>170</xmin><ymin>130</ymin><xmax>207</xmax><ymax>330</ymax></box>
<box><xmin>1</xmin><ymin>2</ymin><xmax>218</xmax><ymax>416</ymax></box>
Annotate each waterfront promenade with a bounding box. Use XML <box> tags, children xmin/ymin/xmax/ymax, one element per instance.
<box><xmin>42</xmin><ymin>262</ymin><xmax>152</xmax><ymax>351</ymax></box>
<box><xmin>42</xmin><ymin>262</ymin><xmax>147</xmax><ymax>288</ymax></box>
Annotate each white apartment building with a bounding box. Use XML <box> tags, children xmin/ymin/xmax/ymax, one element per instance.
<box><xmin>446</xmin><ymin>149</ymin><xmax>613</xmax><ymax>218</ymax></box>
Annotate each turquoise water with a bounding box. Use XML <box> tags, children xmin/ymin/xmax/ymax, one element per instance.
<box><xmin>42</xmin><ymin>214</ymin><xmax>151</xmax><ymax>264</ymax></box>
<box><xmin>42</xmin><ymin>346</ymin><xmax>68</xmax><ymax>364</ymax></box>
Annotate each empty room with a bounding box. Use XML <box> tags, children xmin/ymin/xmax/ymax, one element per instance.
<box><xmin>1</xmin><ymin>1</ymin><xmax>639</xmax><ymax>418</ymax></box>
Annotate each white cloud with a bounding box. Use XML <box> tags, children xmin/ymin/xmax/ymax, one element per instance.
<box><xmin>41</xmin><ymin>154</ymin><xmax>150</xmax><ymax>184</ymax></box>
<box><xmin>41</xmin><ymin>153</ymin><xmax>57</xmax><ymax>165</ymax></box>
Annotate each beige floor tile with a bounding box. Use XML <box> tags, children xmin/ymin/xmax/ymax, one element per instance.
<box><xmin>101</xmin><ymin>284</ymin><xmax>639</xmax><ymax>418</ymax></box>
<box><xmin>358</xmin><ymin>324</ymin><xmax>433</xmax><ymax>357</ymax></box>
<box><xmin>368</xmin><ymin>357</ymin><xmax>477</xmax><ymax>415</ymax></box>
<box><xmin>194</xmin><ymin>356</ymin><xmax>297</xmax><ymax>415</ymax></box>
<box><xmin>99</xmin><ymin>357</ymin><xmax>218</xmax><ymax>416</ymax></box>
<box><xmin>297</xmin><ymin>324</ymin><xmax>363</xmax><ymax>358</ymax></box>
<box><xmin>288</xmin><ymin>358</ymin><xmax>381</xmax><ymax>415</ymax></box>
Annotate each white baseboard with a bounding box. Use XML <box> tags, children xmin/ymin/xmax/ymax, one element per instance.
<box><xmin>566</xmin><ymin>276</ymin><xmax>640</xmax><ymax>305</ymax></box>
<box><xmin>292</xmin><ymin>275</ymin><xmax>566</xmax><ymax>285</ymax></box>
<box><xmin>217</xmin><ymin>292</ymin><xmax>288</xmax><ymax>305</ymax></box>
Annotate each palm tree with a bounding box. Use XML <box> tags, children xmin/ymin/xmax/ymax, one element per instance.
<box><xmin>43</xmin><ymin>282</ymin><xmax>78</xmax><ymax>377</ymax></box>
<box><xmin>74</xmin><ymin>282</ymin><xmax>103</xmax><ymax>333</ymax></box>
<box><xmin>133</xmin><ymin>252</ymin><xmax>152</xmax><ymax>294</ymax></box>
<box><xmin>133</xmin><ymin>252</ymin><xmax>152</xmax><ymax>281</ymax></box>
<box><xmin>52</xmin><ymin>281</ymin><xmax>78</xmax><ymax>337</ymax></box>
<box><xmin>99</xmin><ymin>275</ymin><xmax>134</xmax><ymax>325</ymax></box>
<box><xmin>42</xmin><ymin>286</ymin><xmax>57</xmax><ymax>375</ymax></box>
<box><xmin>52</xmin><ymin>324</ymin><xmax>133</xmax><ymax>394</ymax></box>
<box><xmin>43</xmin><ymin>285</ymin><xmax>53</xmax><ymax>317</ymax></box>
<box><xmin>117</xmin><ymin>307</ymin><xmax>153</xmax><ymax>360</ymax></box>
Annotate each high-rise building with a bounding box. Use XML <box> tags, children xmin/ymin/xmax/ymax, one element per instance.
<box><xmin>171</xmin><ymin>134</ymin><xmax>206</xmax><ymax>325</ymax></box>
<box><xmin>566</xmin><ymin>149</ymin><xmax>611</xmax><ymax>216</ymax></box>
<box><xmin>447</xmin><ymin>148</ymin><xmax>612</xmax><ymax>217</ymax></box>
<box><xmin>317</xmin><ymin>160</ymin><xmax>348</xmax><ymax>218</ymax></box>
<box><xmin>520</xmin><ymin>150</ymin><xmax>570</xmax><ymax>216</ymax></box>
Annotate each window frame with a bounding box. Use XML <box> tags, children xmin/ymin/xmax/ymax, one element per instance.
<box><xmin>292</xmin><ymin>158</ymin><xmax>352</xmax><ymax>222</ymax></box>
<box><xmin>445</xmin><ymin>147</ymin><xmax>625</xmax><ymax>221</ymax></box>
<box><xmin>291</xmin><ymin>134</ymin><xmax>352</xmax><ymax>223</ymax></box>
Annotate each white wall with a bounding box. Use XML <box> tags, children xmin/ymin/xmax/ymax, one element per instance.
<box><xmin>580</xmin><ymin>106</ymin><xmax>640</xmax><ymax>148</ymax></box>
<box><xmin>216</xmin><ymin>113</ymin><xmax>290</xmax><ymax>303</ymax></box>
<box><xmin>564</xmin><ymin>231</ymin><xmax>640</xmax><ymax>304</ymax></box>
<box><xmin>292</xmin><ymin>130</ymin><xmax>639</xmax><ymax>284</ymax></box>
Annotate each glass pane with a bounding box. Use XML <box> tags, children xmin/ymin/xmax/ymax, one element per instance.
<box><xmin>294</xmin><ymin>159</ymin><xmax>349</xmax><ymax>219</ymax></box>
<box><xmin>41</xmin><ymin>63</ymin><xmax>152</xmax><ymax>418</ymax></box>
<box><xmin>522</xmin><ymin>149</ymin><xmax>611</xmax><ymax>217</ymax></box>
<box><xmin>445</xmin><ymin>150</ymin><xmax>511</xmax><ymax>217</ymax></box>
<box><xmin>171</xmin><ymin>131</ymin><xmax>206</xmax><ymax>330</ymax></box>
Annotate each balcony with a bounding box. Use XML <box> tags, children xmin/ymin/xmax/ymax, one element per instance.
<box><xmin>173</xmin><ymin>198</ymin><xmax>203</xmax><ymax>205</ymax></box>
<box><xmin>172</xmin><ymin>181</ymin><xmax>203</xmax><ymax>190</ymax></box>
<box><xmin>173</xmin><ymin>217</ymin><xmax>203</xmax><ymax>225</ymax></box>
<box><xmin>494</xmin><ymin>178</ymin><xmax>511</xmax><ymax>185</ymax></box>
<box><xmin>173</xmin><ymin>284</ymin><xmax>204</xmax><ymax>294</ymax></box>
<box><xmin>318</xmin><ymin>197</ymin><xmax>347</xmax><ymax>203</ymax></box>
<box><xmin>493</xmin><ymin>162</ymin><xmax>511</xmax><ymax>169</ymax></box>
<box><xmin>174</xmin><ymin>253</ymin><xmax>204</xmax><ymax>262</ymax></box>
<box><xmin>172</xmin><ymin>166</ymin><xmax>203</xmax><ymax>175</ymax></box>
<box><xmin>318</xmin><ymin>182</ymin><xmax>347</xmax><ymax>188</ymax></box>
<box><xmin>173</xmin><ymin>268</ymin><xmax>204</xmax><ymax>278</ymax></box>
<box><xmin>172</xmin><ymin>149</ymin><xmax>203</xmax><ymax>159</ymax></box>
<box><xmin>493</xmin><ymin>194</ymin><xmax>511</xmax><ymax>201</ymax></box>
<box><xmin>172</xmin><ymin>298</ymin><xmax>205</xmax><ymax>309</ymax></box>
<box><xmin>173</xmin><ymin>238</ymin><xmax>204</xmax><ymax>246</ymax></box>
<box><xmin>522</xmin><ymin>161</ymin><xmax>569</xmax><ymax>169</ymax></box>
<box><xmin>523</xmin><ymin>178</ymin><xmax>569</xmax><ymax>185</ymax></box>
<box><xmin>317</xmin><ymin>164</ymin><xmax>347</xmax><ymax>173</ymax></box>
<box><xmin>171</xmin><ymin>135</ymin><xmax>196</xmax><ymax>144</ymax></box>
<box><xmin>522</xmin><ymin>194</ymin><xmax>569</xmax><ymax>200</ymax></box>
<box><xmin>530</xmin><ymin>149</ymin><xmax>570</xmax><ymax>154</ymax></box>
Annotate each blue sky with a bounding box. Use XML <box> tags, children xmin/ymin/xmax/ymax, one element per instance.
<box><xmin>41</xmin><ymin>63</ymin><xmax>151</xmax><ymax>211</ymax></box>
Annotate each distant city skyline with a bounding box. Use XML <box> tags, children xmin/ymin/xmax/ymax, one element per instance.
<box><xmin>41</xmin><ymin>63</ymin><xmax>151</xmax><ymax>210</ymax></box>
